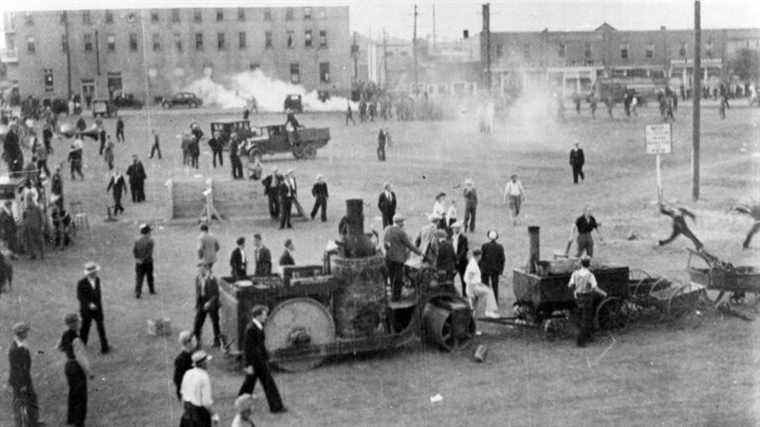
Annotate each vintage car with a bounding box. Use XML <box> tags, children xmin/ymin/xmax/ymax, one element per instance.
<box><xmin>161</xmin><ymin>92</ymin><xmax>203</xmax><ymax>108</ymax></box>
<box><xmin>92</xmin><ymin>99</ymin><xmax>116</xmax><ymax>118</ymax></box>
<box><xmin>210</xmin><ymin>119</ymin><xmax>329</xmax><ymax>160</ymax></box>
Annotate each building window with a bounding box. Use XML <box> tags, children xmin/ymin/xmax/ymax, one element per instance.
<box><xmin>645</xmin><ymin>43</ymin><xmax>654</xmax><ymax>58</ymax></box>
<box><xmin>286</xmin><ymin>8</ymin><xmax>294</xmax><ymax>20</ymax></box>
<box><xmin>679</xmin><ymin>42</ymin><xmax>687</xmax><ymax>58</ymax></box>
<box><xmin>44</xmin><ymin>69</ymin><xmax>54</xmax><ymax>91</ymax></box>
<box><xmin>620</xmin><ymin>43</ymin><xmax>629</xmax><ymax>59</ymax></box>
<box><xmin>584</xmin><ymin>42</ymin><xmax>592</xmax><ymax>58</ymax></box>
<box><xmin>195</xmin><ymin>33</ymin><xmax>204</xmax><ymax>50</ymax></box>
<box><xmin>304</xmin><ymin>7</ymin><xmax>312</xmax><ymax>20</ymax></box>
<box><xmin>83</xmin><ymin>33</ymin><xmax>93</xmax><ymax>52</ymax></box>
<box><xmin>287</xmin><ymin>31</ymin><xmax>294</xmax><ymax>48</ymax></box>
<box><xmin>238</xmin><ymin>32</ymin><xmax>247</xmax><ymax>49</ymax></box>
<box><xmin>305</xmin><ymin>30</ymin><xmax>313</xmax><ymax>48</ymax></box>
<box><xmin>129</xmin><ymin>33</ymin><xmax>138</xmax><ymax>51</ymax></box>
<box><xmin>82</xmin><ymin>10</ymin><xmax>91</xmax><ymax>25</ymax></box>
<box><xmin>61</xmin><ymin>35</ymin><xmax>67</xmax><ymax>52</ymax></box>
<box><xmin>174</xmin><ymin>33</ymin><xmax>183</xmax><ymax>52</ymax></box>
<box><xmin>105</xmin><ymin>10</ymin><xmax>113</xmax><ymax>23</ymax></box>
<box><xmin>152</xmin><ymin>34</ymin><xmax>161</xmax><ymax>51</ymax></box>
<box><xmin>290</xmin><ymin>63</ymin><xmax>300</xmax><ymax>84</ymax></box>
<box><xmin>496</xmin><ymin>44</ymin><xmax>503</xmax><ymax>59</ymax></box>
<box><xmin>523</xmin><ymin>43</ymin><xmax>530</xmax><ymax>59</ymax></box>
<box><xmin>107</xmin><ymin>34</ymin><xmax>116</xmax><ymax>52</ymax></box>
<box><xmin>264</xmin><ymin>8</ymin><xmax>272</xmax><ymax>21</ymax></box>
<box><xmin>558</xmin><ymin>43</ymin><xmax>566</xmax><ymax>57</ymax></box>
<box><xmin>319</xmin><ymin>62</ymin><xmax>330</xmax><ymax>83</ymax></box>
<box><xmin>319</xmin><ymin>30</ymin><xmax>327</xmax><ymax>48</ymax></box>
<box><xmin>171</xmin><ymin>9</ymin><xmax>180</xmax><ymax>23</ymax></box>
<box><xmin>26</xmin><ymin>36</ymin><xmax>36</xmax><ymax>53</ymax></box>
<box><xmin>151</xmin><ymin>10</ymin><xmax>160</xmax><ymax>23</ymax></box>
<box><xmin>193</xmin><ymin>9</ymin><xmax>202</xmax><ymax>23</ymax></box>
<box><xmin>217</xmin><ymin>33</ymin><xmax>226</xmax><ymax>50</ymax></box>
<box><xmin>238</xmin><ymin>8</ymin><xmax>245</xmax><ymax>21</ymax></box>
<box><xmin>216</xmin><ymin>9</ymin><xmax>224</xmax><ymax>22</ymax></box>
<box><xmin>265</xmin><ymin>31</ymin><xmax>273</xmax><ymax>49</ymax></box>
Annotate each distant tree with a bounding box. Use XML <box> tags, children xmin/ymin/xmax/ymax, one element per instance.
<box><xmin>729</xmin><ymin>48</ymin><xmax>760</xmax><ymax>82</ymax></box>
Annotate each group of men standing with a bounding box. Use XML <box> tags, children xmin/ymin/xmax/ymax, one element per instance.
<box><xmin>262</xmin><ymin>168</ymin><xmax>328</xmax><ymax>229</ymax></box>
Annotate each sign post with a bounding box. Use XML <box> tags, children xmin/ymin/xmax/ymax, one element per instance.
<box><xmin>645</xmin><ymin>123</ymin><xmax>673</xmax><ymax>202</ymax></box>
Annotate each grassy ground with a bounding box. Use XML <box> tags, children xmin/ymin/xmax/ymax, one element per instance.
<box><xmin>1</xmin><ymin>103</ymin><xmax>759</xmax><ymax>426</ymax></box>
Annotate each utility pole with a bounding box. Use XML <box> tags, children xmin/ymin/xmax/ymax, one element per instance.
<box><xmin>413</xmin><ymin>4</ymin><xmax>419</xmax><ymax>94</ymax></box>
<box><xmin>63</xmin><ymin>11</ymin><xmax>72</xmax><ymax>98</ymax></box>
<box><xmin>482</xmin><ymin>3</ymin><xmax>491</xmax><ymax>94</ymax></box>
<box><xmin>352</xmin><ymin>32</ymin><xmax>359</xmax><ymax>82</ymax></box>
<box><xmin>432</xmin><ymin>2</ymin><xmax>436</xmax><ymax>51</ymax></box>
<box><xmin>383</xmin><ymin>29</ymin><xmax>389</xmax><ymax>89</ymax></box>
<box><xmin>692</xmin><ymin>0</ymin><xmax>701</xmax><ymax>201</ymax></box>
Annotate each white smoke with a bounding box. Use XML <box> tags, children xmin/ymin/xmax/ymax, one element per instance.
<box><xmin>182</xmin><ymin>70</ymin><xmax>353</xmax><ymax>112</ymax></box>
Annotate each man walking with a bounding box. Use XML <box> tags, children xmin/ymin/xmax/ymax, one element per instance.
<box><xmin>76</xmin><ymin>262</ymin><xmax>111</xmax><ymax>354</ymax></box>
<box><xmin>193</xmin><ymin>263</ymin><xmax>222</xmax><ymax>348</ymax></box>
<box><xmin>462</xmin><ymin>179</ymin><xmax>478</xmax><ymax>233</ymax></box>
<box><xmin>383</xmin><ymin>215</ymin><xmax>422</xmax><ymax>301</ymax></box>
<box><xmin>279</xmin><ymin>172</ymin><xmax>296</xmax><ymax>229</ymax></box>
<box><xmin>657</xmin><ymin>202</ymin><xmax>702</xmax><ymax>250</ymax></box>
<box><xmin>253</xmin><ymin>234</ymin><xmax>272</xmax><ymax>276</ymax></box>
<box><xmin>230</xmin><ymin>134</ymin><xmax>244</xmax><ymax>179</ymax></box>
<box><xmin>569</xmin><ymin>142</ymin><xmax>585</xmax><ymax>184</ymax></box>
<box><xmin>230</xmin><ymin>237</ymin><xmax>248</xmax><ymax>281</ymax></box>
<box><xmin>197</xmin><ymin>224</ymin><xmax>220</xmax><ymax>268</ymax></box>
<box><xmin>310</xmin><ymin>175</ymin><xmax>328</xmax><ymax>222</ymax></box>
<box><xmin>149</xmin><ymin>130</ymin><xmax>162</xmax><ymax>159</ymax></box>
<box><xmin>378</xmin><ymin>183</ymin><xmax>397</xmax><ymax>228</ymax></box>
<box><xmin>115</xmin><ymin>116</ymin><xmax>125</xmax><ymax>142</ymax></box>
<box><xmin>106</xmin><ymin>169</ymin><xmax>128</xmax><ymax>216</ymax></box>
<box><xmin>125</xmin><ymin>155</ymin><xmax>147</xmax><ymax>203</ymax></box>
<box><xmin>568</xmin><ymin>205</ymin><xmax>604</xmax><ymax>257</ymax></box>
<box><xmin>133</xmin><ymin>224</ymin><xmax>156</xmax><ymax>298</ymax></box>
<box><xmin>8</xmin><ymin>321</ymin><xmax>40</xmax><ymax>426</ymax></box>
<box><xmin>262</xmin><ymin>168</ymin><xmax>281</xmax><ymax>219</ymax></box>
<box><xmin>238</xmin><ymin>305</ymin><xmax>286</xmax><ymax>413</ymax></box>
<box><xmin>480</xmin><ymin>231</ymin><xmax>506</xmax><ymax>303</ymax></box>
<box><xmin>503</xmin><ymin>174</ymin><xmax>526</xmax><ymax>226</ymax></box>
<box><xmin>568</xmin><ymin>255</ymin><xmax>606</xmax><ymax>347</ymax></box>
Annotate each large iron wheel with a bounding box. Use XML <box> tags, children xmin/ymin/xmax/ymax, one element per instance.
<box><xmin>421</xmin><ymin>292</ymin><xmax>474</xmax><ymax>352</ymax></box>
<box><xmin>595</xmin><ymin>297</ymin><xmax>628</xmax><ymax>331</ymax></box>
<box><xmin>265</xmin><ymin>297</ymin><xmax>335</xmax><ymax>372</ymax></box>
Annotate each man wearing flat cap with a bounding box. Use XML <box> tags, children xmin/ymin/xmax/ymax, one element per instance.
<box><xmin>383</xmin><ymin>215</ymin><xmax>423</xmax><ymax>301</ymax></box>
<box><xmin>76</xmin><ymin>262</ymin><xmax>111</xmax><ymax>354</ymax></box>
<box><xmin>480</xmin><ymin>231</ymin><xmax>506</xmax><ymax>303</ymax></box>
<box><xmin>8</xmin><ymin>321</ymin><xmax>40</xmax><ymax>426</ymax></box>
<box><xmin>133</xmin><ymin>224</ymin><xmax>155</xmax><ymax>298</ymax></box>
<box><xmin>193</xmin><ymin>263</ymin><xmax>222</xmax><ymax>348</ymax></box>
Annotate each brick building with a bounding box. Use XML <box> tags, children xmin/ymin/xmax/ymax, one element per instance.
<box><xmin>1</xmin><ymin>6</ymin><xmax>351</xmax><ymax>103</ymax></box>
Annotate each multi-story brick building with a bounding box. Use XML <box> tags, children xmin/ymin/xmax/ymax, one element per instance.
<box><xmin>481</xmin><ymin>22</ymin><xmax>760</xmax><ymax>97</ymax></box>
<box><xmin>1</xmin><ymin>6</ymin><xmax>351</xmax><ymax>103</ymax></box>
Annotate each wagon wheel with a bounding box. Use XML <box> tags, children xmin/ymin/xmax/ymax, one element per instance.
<box><xmin>665</xmin><ymin>281</ymin><xmax>701</xmax><ymax>319</ymax></box>
<box><xmin>303</xmin><ymin>145</ymin><xmax>317</xmax><ymax>159</ymax></box>
<box><xmin>595</xmin><ymin>297</ymin><xmax>628</xmax><ymax>330</ymax></box>
<box><xmin>264</xmin><ymin>297</ymin><xmax>335</xmax><ymax>372</ymax></box>
<box><xmin>422</xmin><ymin>292</ymin><xmax>475</xmax><ymax>352</ymax></box>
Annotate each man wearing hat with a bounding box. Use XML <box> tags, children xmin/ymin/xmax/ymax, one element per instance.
<box><xmin>480</xmin><ymin>231</ymin><xmax>506</xmax><ymax>303</ymax></box>
<box><xmin>76</xmin><ymin>262</ymin><xmax>111</xmax><ymax>354</ymax></box>
<box><xmin>125</xmin><ymin>154</ymin><xmax>147</xmax><ymax>202</ymax></box>
<box><xmin>230</xmin><ymin>132</ymin><xmax>244</xmax><ymax>179</ymax></box>
<box><xmin>232</xmin><ymin>394</ymin><xmax>256</xmax><ymax>426</ymax></box>
<box><xmin>262</xmin><ymin>168</ymin><xmax>281</xmax><ymax>219</ymax></box>
<box><xmin>278</xmin><ymin>170</ymin><xmax>297</xmax><ymax>229</ymax></box>
<box><xmin>568</xmin><ymin>255</ymin><xmax>607</xmax><ymax>346</ymax></box>
<box><xmin>173</xmin><ymin>331</ymin><xmax>198</xmax><ymax>401</ymax></box>
<box><xmin>252</xmin><ymin>234</ymin><xmax>272</xmax><ymax>276</ymax></box>
<box><xmin>503</xmin><ymin>174</ymin><xmax>526</xmax><ymax>226</ymax></box>
<box><xmin>415</xmin><ymin>214</ymin><xmax>440</xmax><ymax>265</ymax></box>
<box><xmin>208</xmin><ymin>131</ymin><xmax>224</xmax><ymax>168</ymax></box>
<box><xmin>377</xmin><ymin>183</ymin><xmax>397</xmax><ymax>228</ymax></box>
<box><xmin>462</xmin><ymin>179</ymin><xmax>477</xmax><ymax>233</ymax></box>
<box><xmin>383</xmin><ymin>214</ymin><xmax>423</xmax><ymax>301</ymax></box>
<box><xmin>180</xmin><ymin>350</ymin><xmax>220</xmax><ymax>426</ymax></box>
<box><xmin>238</xmin><ymin>305</ymin><xmax>285</xmax><ymax>413</ymax></box>
<box><xmin>230</xmin><ymin>237</ymin><xmax>248</xmax><ymax>281</ymax></box>
<box><xmin>197</xmin><ymin>224</ymin><xmax>220</xmax><ymax>268</ymax></box>
<box><xmin>310</xmin><ymin>174</ymin><xmax>329</xmax><ymax>222</ymax></box>
<box><xmin>451</xmin><ymin>222</ymin><xmax>469</xmax><ymax>296</ymax></box>
<box><xmin>279</xmin><ymin>239</ymin><xmax>295</xmax><ymax>269</ymax></box>
<box><xmin>8</xmin><ymin>321</ymin><xmax>40</xmax><ymax>426</ymax></box>
<box><xmin>193</xmin><ymin>263</ymin><xmax>222</xmax><ymax>348</ymax></box>
<box><xmin>133</xmin><ymin>224</ymin><xmax>156</xmax><ymax>298</ymax></box>
<box><xmin>106</xmin><ymin>167</ymin><xmax>128</xmax><ymax>216</ymax></box>
<box><xmin>569</xmin><ymin>142</ymin><xmax>585</xmax><ymax>184</ymax></box>
<box><xmin>431</xmin><ymin>192</ymin><xmax>448</xmax><ymax>230</ymax></box>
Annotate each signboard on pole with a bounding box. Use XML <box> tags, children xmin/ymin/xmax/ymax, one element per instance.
<box><xmin>645</xmin><ymin>123</ymin><xmax>673</xmax><ymax>154</ymax></box>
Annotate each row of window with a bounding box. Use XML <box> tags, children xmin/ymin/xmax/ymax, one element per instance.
<box><xmin>19</xmin><ymin>30</ymin><xmax>329</xmax><ymax>54</ymax></box>
<box><xmin>495</xmin><ymin>41</ymin><xmax>715</xmax><ymax>60</ymax></box>
<box><xmin>43</xmin><ymin>7</ymin><xmax>326</xmax><ymax>26</ymax></box>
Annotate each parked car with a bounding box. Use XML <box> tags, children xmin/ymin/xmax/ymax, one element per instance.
<box><xmin>162</xmin><ymin>92</ymin><xmax>202</xmax><ymax>108</ymax></box>
<box><xmin>92</xmin><ymin>99</ymin><xmax>116</xmax><ymax>118</ymax></box>
<box><xmin>283</xmin><ymin>94</ymin><xmax>303</xmax><ymax>113</ymax></box>
<box><xmin>112</xmin><ymin>93</ymin><xmax>144</xmax><ymax>109</ymax></box>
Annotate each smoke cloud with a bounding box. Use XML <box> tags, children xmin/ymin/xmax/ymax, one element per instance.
<box><xmin>182</xmin><ymin>70</ymin><xmax>353</xmax><ymax>112</ymax></box>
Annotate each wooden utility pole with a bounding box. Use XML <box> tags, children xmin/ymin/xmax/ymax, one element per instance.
<box><xmin>432</xmin><ymin>2</ymin><xmax>436</xmax><ymax>51</ymax></box>
<box><xmin>63</xmin><ymin>11</ymin><xmax>72</xmax><ymax>98</ymax></box>
<box><xmin>413</xmin><ymin>4</ymin><xmax>419</xmax><ymax>94</ymax></box>
<box><xmin>692</xmin><ymin>0</ymin><xmax>701</xmax><ymax>201</ymax></box>
<box><xmin>383</xmin><ymin>29</ymin><xmax>389</xmax><ymax>89</ymax></box>
<box><xmin>352</xmin><ymin>32</ymin><xmax>359</xmax><ymax>82</ymax></box>
<box><xmin>482</xmin><ymin>3</ymin><xmax>491</xmax><ymax>93</ymax></box>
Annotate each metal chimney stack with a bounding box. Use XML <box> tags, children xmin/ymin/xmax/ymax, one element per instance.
<box><xmin>528</xmin><ymin>226</ymin><xmax>540</xmax><ymax>273</ymax></box>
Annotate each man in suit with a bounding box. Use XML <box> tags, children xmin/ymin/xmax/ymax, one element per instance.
<box><xmin>8</xmin><ymin>321</ymin><xmax>40</xmax><ymax>426</ymax></box>
<box><xmin>230</xmin><ymin>237</ymin><xmax>248</xmax><ymax>281</ymax></box>
<box><xmin>77</xmin><ymin>262</ymin><xmax>111</xmax><ymax>354</ymax></box>
<box><xmin>279</xmin><ymin>171</ymin><xmax>296</xmax><ymax>229</ymax></box>
<box><xmin>310</xmin><ymin>174</ymin><xmax>329</xmax><ymax>222</ymax></box>
<box><xmin>378</xmin><ymin>183</ymin><xmax>397</xmax><ymax>228</ymax></box>
<box><xmin>115</xmin><ymin>116</ymin><xmax>125</xmax><ymax>142</ymax></box>
<box><xmin>480</xmin><ymin>231</ymin><xmax>506</xmax><ymax>303</ymax></box>
<box><xmin>569</xmin><ymin>142</ymin><xmax>585</xmax><ymax>184</ymax></box>
<box><xmin>193</xmin><ymin>263</ymin><xmax>222</xmax><ymax>348</ymax></box>
<box><xmin>230</xmin><ymin>133</ymin><xmax>243</xmax><ymax>179</ymax></box>
<box><xmin>279</xmin><ymin>239</ymin><xmax>295</xmax><ymax>268</ymax></box>
<box><xmin>262</xmin><ymin>168</ymin><xmax>280</xmax><ymax>219</ymax></box>
<box><xmin>252</xmin><ymin>234</ymin><xmax>272</xmax><ymax>276</ymax></box>
<box><xmin>126</xmin><ymin>155</ymin><xmax>147</xmax><ymax>202</ymax></box>
<box><xmin>106</xmin><ymin>168</ymin><xmax>128</xmax><ymax>216</ymax></box>
<box><xmin>383</xmin><ymin>215</ymin><xmax>423</xmax><ymax>301</ymax></box>
<box><xmin>238</xmin><ymin>305</ymin><xmax>285</xmax><ymax>413</ymax></box>
<box><xmin>98</xmin><ymin>127</ymin><xmax>106</xmax><ymax>155</ymax></box>
<box><xmin>208</xmin><ymin>132</ymin><xmax>224</xmax><ymax>168</ymax></box>
<box><xmin>451</xmin><ymin>222</ymin><xmax>469</xmax><ymax>297</ymax></box>
<box><xmin>133</xmin><ymin>224</ymin><xmax>156</xmax><ymax>298</ymax></box>
<box><xmin>197</xmin><ymin>224</ymin><xmax>220</xmax><ymax>268</ymax></box>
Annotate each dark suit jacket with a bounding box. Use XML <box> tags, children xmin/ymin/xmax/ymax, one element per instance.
<box><xmin>8</xmin><ymin>340</ymin><xmax>32</xmax><ymax>391</ymax></box>
<box><xmin>195</xmin><ymin>274</ymin><xmax>220</xmax><ymax>311</ymax></box>
<box><xmin>279</xmin><ymin>250</ymin><xmax>295</xmax><ymax>267</ymax></box>
<box><xmin>172</xmin><ymin>350</ymin><xmax>193</xmax><ymax>400</ymax></box>
<box><xmin>378</xmin><ymin>191</ymin><xmax>397</xmax><ymax>218</ymax></box>
<box><xmin>311</xmin><ymin>182</ymin><xmax>328</xmax><ymax>199</ymax></box>
<box><xmin>453</xmin><ymin>234</ymin><xmax>469</xmax><ymax>271</ymax></box>
<box><xmin>254</xmin><ymin>246</ymin><xmax>272</xmax><ymax>276</ymax></box>
<box><xmin>126</xmin><ymin>161</ymin><xmax>147</xmax><ymax>184</ymax></box>
<box><xmin>243</xmin><ymin>322</ymin><xmax>269</xmax><ymax>369</ymax></box>
<box><xmin>230</xmin><ymin>247</ymin><xmax>247</xmax><ymax>280</ymax></box>
<box><xmin>436</xmin><ymin>241</ymin><xmax>457</xmax><ymax>273</ymax></box>
<box><xmin>480</xmin><ymin>241</ymin><xmax>506</xmax><ymax>274</ymax></box>
<box><xmin>107</xmin><ymin>175</ymin><xmax>128</xmax><ymax>198</ymax></box>
<box><xmin>569</xmin><ymin>148</ymin><xmax>585</xmax><ymax>167</ymax></box>
<box><xmin>278</xmin><ymin>180</ymin><xmax>294</xmax><ymax>200</ymax></box>
<box><xmin>77</xmin><ymin>276</ymin><xmax>104</xmax><ymax>318</ymax></box>
<box><xmin>262</xmin><ymin>174</ymin><xmax>278</xmax><ymax>196</ymax></box>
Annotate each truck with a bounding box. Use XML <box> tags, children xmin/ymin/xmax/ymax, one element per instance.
<box><xmin>209</xmin><ymin>120</ymin><xmax>329</xmax><ymax>160</ymax></box>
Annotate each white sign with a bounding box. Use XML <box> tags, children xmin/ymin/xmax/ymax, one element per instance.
<box><xmin>645</xmin><ymin>124</ymin><xmax>672</xmax><ymax>154</ymax></box>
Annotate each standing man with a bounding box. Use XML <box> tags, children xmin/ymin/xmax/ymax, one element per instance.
<box><xmin>179</xmin><ymin>350</ymin><xmax>220</xmax><ymax>426</ymax></box>
<box><xmin>279</xmin><ymin>239</ymin><xmax>295</xmax><ymax>267</ymax></box>
<box><xmin>106</xmin><ymin>168</ymin><xmax>128</xmax><ymax>216</ymax></box>
<box><xmin>569</xmin><ymin>142</ymin><xmax>585</xmax><ymax>184</ymax></box>
<box><xmin>451</xmin><ymin>222</ymin><xmax>469</xmax><ymax>297</ymax></box>
<box><xmin>480</xmin><ymin>231</ymin><xmax>506</xmax><ymax>303</ymax></box>
<box><xmin>208</xmin><ymin>132</ymin><xmax>224</xmax><ymax>168</ymax></box>
<box><xmin>378</xmin><ymin>183</ymin><xmax>397</xmax><ymax>229</ymax></box>
<box><xmin>76</xmin><ymin>262</ymin><xmax>111</xmax><ymax>354</ymax></box>
<box><xmin>310</xmin><ymin>175</ymin><xmax>328</xmax><ymax>222</ymax></box>
<box><xmin>126</xmin><ymin>155</ymin><xmax>147</xmax><ymax>203</ymax></box>
<box><xmin>229</xmin><ymin>134</ymin><xmax>244</xmax><ymax>179</ymax></box>
<box><xmin>58</xmin><ymin>313</ymin><xmax>92</xmax><ymax>427</ymax></box>
<box><xmin>238</xmin><ymin>305</ymin><xmax>286</xmax><ymax>413</ymax></box>
<box><xmin>8</xmin><ymin>322</ymin><xmax>40</xmax><ymax>427</ymax></box>
<box><xmin>568</xmin><ymin>205</ymin><xmax>604</xmax><ymax>257</ymax></box>
<box><xmin>68</xmin><ymin>141</ymin><xmax>84</xmax><ymax>180</ymax></box>
<box><xmin>51</xmin><ymin>164</ymin><xmax>64</xmax><ymax>208</ymax></box>
<box><xmin>193</xmin><ymin>263</ymin><xmax>222</xmax><ymax>348</ymax></box>
<box><xmin>377</xmin><ymin>129</ymin><xmax>387</xmax><ymax>161</ymax></box>
<box><xmin>103</xmin><ymin>135</ymin><xmax>115</xmax><ymax>170</ymax></box>
<box><xmin>278</xmin><ymin>172</ymin><xmax>295</xmax><ymax>229</ymax></box>
<box><xmin>133</xmin><ymin>224</ymin><xmax>156</xmax><ymax>298</ymax></box>
<box><xmin>345</xmin><ymin>102</ymin><xmax>356</xmax><ymax>126</ymax></box>
<box><xmin>383</xmin><ymin>215</ymin><xmax>423</xmax><ymax>301</ymax></box>
<box><xmin>190</xmin><ymin>124</ymin><xmax>203</xmax><ymax>169</ymax></box>
<box><xmin>149</xmin><ymin>130</ymin><xmax>162</xmax><ymax>159</ymax></box>
<box><xmin>462</xmin><ymin>178</ymin><xmax>478</xmax><ymax>233</ymax></box>
<box><xmin>230</xmin><ymin>237</ymin><xmax>248</xmax><ymax>281</ymax></box>
<box><xmin>173</xmin><ymin>331</ymin><xmax>197</xmax><ymax>401</ymax></box>
<box><xmin>503</xmin><ymin>174</ymin><xmax>526</xmax><ymax>226</ymax></box>
<box><xmin>252</xmin><ymin>234</ymin><xmax>272</xmax><ymax>276</ymax></box>
<box><xmin>197</xmin><ymin>224</ymin><xmax>220</xmax><ymax>268</ymax></box>
<box><xmin>115</xmin><ymin>116</ymin><xmax>125</xmax><ymax>143</ymax></box>
<box><xmin>98</xmin><ymin>127</ymin><xmax>106</xmax><ymax>156</ymax></box>
<box><xmin>22</xmin><ymin>200</ymin><xmax>44</xmax><ymax>260</ymax></box>
<box><xmin>568</xmin><ymin>255</ymin><xmax>606</xmax><ymax>347</ymax></box>
<box><xmin>262</xmin><ymin>168</ymin><xmax>280</xmax><ymax>219</ymax></box>
<box><xmin>657</xmin><ymin>202</ymin><xmax>702</xmax><ymax>250</ymax></box>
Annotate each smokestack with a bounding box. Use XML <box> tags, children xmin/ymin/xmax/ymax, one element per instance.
<box><xmin>342</xmin><ymin>199</ymin><xmax>376</xmax><ymax>258</ymax></box>
<box><xmin>528</xmin><ymin>226</ymin><xmax>540</xmax><ymax>273</ymax></box>
<box><xmin>463</xmin><ymin>29</ymin><xmax>469</xmax><ymax>39</ymax></box>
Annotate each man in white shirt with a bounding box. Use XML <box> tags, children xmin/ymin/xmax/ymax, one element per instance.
<box><xmin>464</xmin><ymin>249</ymin><xmax>500</xmax><ymax>322</ymax></box>
<box><xmin>503</xmin><ymin>174</ymin><xmax>526</xmax><ymax>226</ymax></box>
<box><xmin>431</xmin><ymin>192</ymin><xmax>447</xmax><ymax>229</ymax></box>
<box><xmin>180</xmin><ymin>350</ymin><xmax>220</xmax><ymax>426</ymax></box>
<box><xmin>568</xmin><ymin>255</ymin><xmax>607</xmax><ymax>347</ymax></box>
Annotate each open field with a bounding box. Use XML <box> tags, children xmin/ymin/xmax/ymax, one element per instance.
<box><xmin>1</xmin><ymin>103</ymin><xmax>760</xmax><ymax>426</ymax></box>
